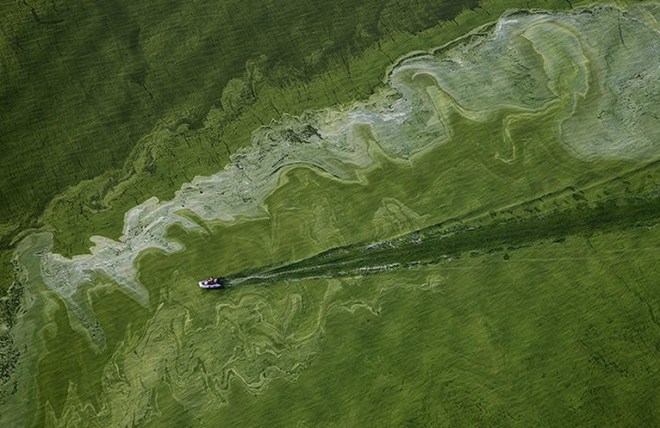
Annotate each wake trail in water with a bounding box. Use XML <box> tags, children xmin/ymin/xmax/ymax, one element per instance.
<box><xmin>221</xmin><ymin>182</ymin><xmax>660</xmax><ymax>288</ymax></box>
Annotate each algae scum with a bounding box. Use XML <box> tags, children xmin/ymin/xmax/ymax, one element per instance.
<box><xmin>1</xmin><ymin>1</ymin><xmax>660</xmax><ymax>426</ymax></box>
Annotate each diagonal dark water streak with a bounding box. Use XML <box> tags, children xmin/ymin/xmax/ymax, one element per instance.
<box><xmin>220</xmin><ymin>163</ymin><xmax>660</xmax><ymax>287</ymax></box>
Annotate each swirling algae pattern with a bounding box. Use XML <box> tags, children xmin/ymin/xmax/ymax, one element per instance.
<box><xmin>4</xmin><ymin>3</ymin><xmax>659</xmax><ymax>426</ymax></box>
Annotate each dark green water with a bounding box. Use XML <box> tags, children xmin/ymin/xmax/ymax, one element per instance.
<box><xmin>1</xmin><ymin>1</ymin><xmax>659</xmax><ymax>426</ymax></box>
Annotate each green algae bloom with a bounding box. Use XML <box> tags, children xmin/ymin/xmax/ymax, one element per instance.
<box><xmin>1</xmin><ymin>1</ymin><xmax>659</xmax><ymax>426</ymax></box>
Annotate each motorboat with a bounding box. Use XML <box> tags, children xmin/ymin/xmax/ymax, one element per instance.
<box><xmin>198</xmin><ymin>277</ymin><xmax>226</xmax><ymax>289</ymax></box>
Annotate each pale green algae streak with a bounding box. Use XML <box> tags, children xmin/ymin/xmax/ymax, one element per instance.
<box><xmin>2</xmin><ymin>4</ymin><xmax>660</xmax><ymax>426</ymax></box>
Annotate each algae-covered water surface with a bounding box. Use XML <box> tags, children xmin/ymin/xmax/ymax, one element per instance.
<box><xmin>1</xmin><ymin>0</ymin><xmax>659</xmax><ymax>426</ymax></box>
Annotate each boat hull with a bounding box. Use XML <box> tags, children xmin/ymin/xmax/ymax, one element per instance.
<box><xmin>198</xmin><ymin>280</ymin><xmax>225</xmax><ymax>289</ymax></box>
